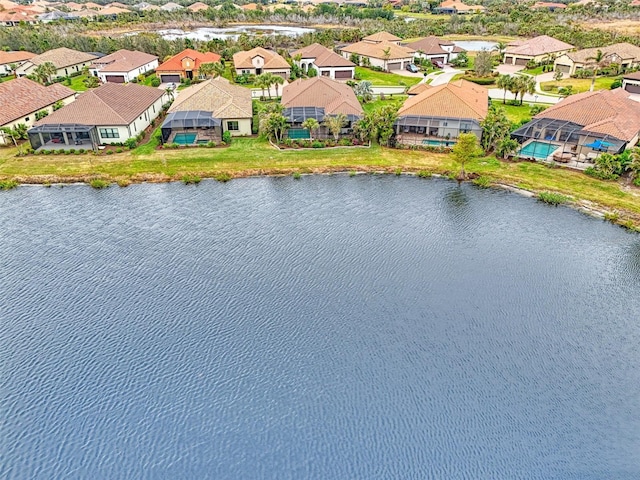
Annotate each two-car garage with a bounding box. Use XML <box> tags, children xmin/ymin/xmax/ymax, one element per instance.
<box><xmin>104</xmin><ymin>75</ymin><xmax>126</xmax><ymax>83</ymax></box>
<box><xmin>159</xmin><ymin>74</ymin><xmax>181</xmax><ymax>84</ymax></box>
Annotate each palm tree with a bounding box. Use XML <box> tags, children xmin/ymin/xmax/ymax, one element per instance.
<box><xmin>8</xmin><ymin>62</ymin><xmax>17</xmax><ymax>78</ymax></box>
<box><xmin>255</xmin><ymin>74</ymin><xmax>269</xmax><ymax>99</ymax></box>
<box><xmin>354</xmin><ymin>80</ymin><xmax>373</xmax><ymax>103</ymax></box>
<box><xmin>516</xmin><ymin>75</ymin><xmax>536</xmax><ymax>105</ymax></box>
<box><xmin>382</xmin><ymin>47</ymin><xmax>391</xmax><ymax>71</ymax></box>
<box><xmin>324</xmin><ymin>113</ymin><xmax>347</xmax><ymax>141</ymax></box>
<box><xmin>493</xmin><ymin>41</ymin><xmax>508</xmax><ymax>62</ymax></box>
<box><xmin>496</xmin><ymin>74</ymin><xmax>513</xmax><ymax>104</ymax></box>
<box><xmin>257</xmin><ymin>72</ymin><xmax>276</xmax><ymax>99</ymax></box>
<box><xmin>34</xmin><ymin>61</ymin><xmax>57</xmax><ymax>84</ymax></box>
<box><xmin>272</xmin><ymin>75</ymin><xmax>284</xmax><ymax>98</ymax></box>
<box><xmin>198</xmin><ymin>62</ymin><xmax>216</xmax><ymax>79</ymax></box>
<box><xmin>586</xmin><ymin>49</ymin><xmax>608</xmax><ymax>92</ymax></box>
<box><xmin>301</xmin><ymin>118</ymin><xmax>319</xmax><ymax>140</ymax></box>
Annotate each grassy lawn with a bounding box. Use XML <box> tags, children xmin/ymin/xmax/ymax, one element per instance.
<box><xmin>490</xmin><ymin>100</ymin><xmax>551</xmax><ymax>124</ymax></box>
<box><xmin>0</xmin><ymin>75</ymin><xmax>14</xmax><ymax>83</ymax></box>
<box><xmin>540</xmin><ymin>76</ymin><xmax>619</xmax><ymax>94</ymax></box>
<box><xmin>522</xmin><ymin>66</ymin><xmax>545</xmax><ymax>76</ymax></box>
<box><xmin>361</xmin><ymin>96</ymin><xmax>407</xmax><ymax>114</ymax></box>
<box><xmin>355</xmin><ymin>67</ymin><xmax>422</xmax><ymax>87</ymax></box>
<box><xmin>1</xmin><ymin>137</ymin><xmax>639</xmax><ymax>227</ymax></box>
<box><xmin>142</xmin><ymin>73</ymin><xmax>157</xmax><ymax>86</ymax></box>
<box><xmin>393</xmin><ymin>10</ymin><xmax>450</xmax><ymax>20</ymax></box>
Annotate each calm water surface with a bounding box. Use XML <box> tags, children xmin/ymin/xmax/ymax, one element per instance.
<box><xmin>1</xmin><ymin>176</ymin><xmax>640</xmax><ymax>479</ymax></box>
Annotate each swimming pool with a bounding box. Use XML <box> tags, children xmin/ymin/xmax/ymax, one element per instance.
<box><xmin>422</xmin><ymin>139</ymin><xmax>454</xmax><ymax>147</ymax></box>
<box><xmin>173</xmin><ymin>133</ymin><xmax>197</xmax><ymax>145</ymax></box>
<box><xmin>519</xmin><ymin>141</ymin><xmax>559</xmax><ymax>159</ymax></box>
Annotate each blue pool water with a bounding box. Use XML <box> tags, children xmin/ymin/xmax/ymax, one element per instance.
<box><xmin>1</xmin><ymin>176</ymin><xmax>640</xmax><ymax>478</ymax></box>
<box><xmin>422</xmin><ymin>139</ymin><xmax>454</xmax><ymax>147</ymax></box>
<box><xmin>519</xmin><ymin>141</ymin><xmax>559</xmax><ymax>159</ymax></box>
<box><xmin>173</xmin><ymin>133</ymin><xmax>196</xmax><ymax>145</ymax></box>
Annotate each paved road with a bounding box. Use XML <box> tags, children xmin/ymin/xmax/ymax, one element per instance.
<box><xmin>488</xmin><ymin>88</ymin><xmax>562</xmax><ymax>104</ymax></box>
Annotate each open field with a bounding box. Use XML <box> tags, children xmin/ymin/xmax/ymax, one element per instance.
<box><xmin>541</xmin><ymin>76</ymin><xmax>619</xmax><ymax>94</ymax></box>
<box><xmin>579</xmin><ymin>19</ymin><xmax>640</xmax><ymax>35</ymax></box>
<box><xmin>1</xmin><ymin>138</ymin><xmax>639</xmax><ymax>227</ymax></box>
<box><xmin>355</xmin><ymin>67</ymin><xmax>422</xmax><ymax>86</ymax></box>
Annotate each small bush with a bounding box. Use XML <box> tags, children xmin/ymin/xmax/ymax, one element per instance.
<box><xmin>151</xmin><ymin>77</ymin><xmax>161</xmax><ymax>87</ymax></box>
<box><xmin>293</xmin><ymin>172</ymin><xmax>301</xmax><ymax>180</ymax></box>
<box><xmin>214</xmin><ymin>172</ymin><xmax>232</xmax><ymax>183</ymax></box>
<box><xmin>78</xmin><ymin>148</ymin><xmax>85</xmax><ymax>153</ymax></box>
<box><xmin>416</xmin><ymin>170</ymin><xmax>432</xmax><ymax>178</ymax></box>
<box><xmin>206</xmin><ymin>141</ymin><xmax>217</xmax><ymax>148</ymax></box>
<box><xmin>115</xmin><ymin>148</ymin><xmax>123</xmax><ymax>153</ymax></box>
<box><xmin>604</xmin><ymin>211</ymin><xmax>619</xmax><ymax>223</ymax></box>
<box><xmin>106</xmin><ymin>150</ymin><xmax>114</xmax><ymax>155</ymax></box>
<box><xmin>394</xmin><ymin>168</ymin><xmax>402</xmax><ymax>176</ymax></box>
<box><xmin>55</xmin><ymin>150</ymin><xmax>64</xmax><ymax>155</ymax></box>
<box><xmin>473</xmin><ymin>176</ymin><xmax>491</xmax><ymax>188</ymax></box>
<box><xmin>125</xmin><ymin>138</ymin><xmax>137</xmax><ymax>149</ymax></box>
<box><xmin>349</xmin><ymin>171</ymin><xmax>357</xmax><ymax>177</ymax></box>
<box><xmin>117</xmin><ymin>178</ymin><xmax>131</xmax><ymax>187</ymax></box>
<box><xmin>311</xmin><ymin>140</ymin><xmax>324</xmax><ymax>148</ymax></box>
<box><xmin>338</xmin><ymin>138</ymin><xmax>353</xmax><ymax>146</ymax></box>
<box><xmin>538</xmin><ymin>191</ymin><xmax>570</xmax><ymax>205</ymax></box>
<box><xmin>182</xmin><ymin>175</ymin><xmax>201</xmax><ymax>185</ymax></box>
<box><xmin>0</xmin><ymin>179</ymin><xmax>19</xmax><ymax>190</ymax></box>
<box><xmin>222</xmin><ymin>131</ymin><xmax>232</xmax><ymax>144</ymax></box>
<box><xmin>89</xmin><ymin>179</ymin><xmax>109</xmax><ymax>189</ymax></box>
<box><xmin>74</xmin><ymin>150</ymin><xmax>81</xmax><ymax>155</ymax></box>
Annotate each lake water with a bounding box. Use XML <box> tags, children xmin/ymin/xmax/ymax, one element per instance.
<box><xmin>2</xmin><ymin>176</ymin><xmax>640</xmax><ymax>479</ymax></box>
<box><xmin>453</xmin><ymin>40</ymin><xmax>498</xmax><ymax>51</ymax></box>
<box><xmin>155</xmin><ymin>25</ymin><xmax>315</xmax><ymax>41</ymax></box>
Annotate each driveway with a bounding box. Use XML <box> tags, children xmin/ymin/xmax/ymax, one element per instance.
<box><xmin>425</xmin><ymin>66</ymin><xmax>463</xmax><ymax>86</ymax></box>
<box><xmin>393</xmin><ymin>68</ymin><xmax>425</xmax><ymax>78</ymax></box>
<box><xmin>495</xmin><ymin>64</ymin><xmax>525</xmax><ymax>75</ymax></box>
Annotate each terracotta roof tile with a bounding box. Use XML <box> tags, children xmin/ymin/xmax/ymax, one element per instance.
<box><xmin>35</xmin><ymin>82</ymin><xmax>165</xmax><ymax>126</ymax></box>
<box><xmin>0</xmin><ymin>78</ymin><xmax>74</xmax><ymax>125</ymax></box>
<box><xmin>282</xmin><ymin>76</ymin><xmax>363</xmax><ymax>116</ymax></box>
<box><xmin>156</xmin><ymin>48</ymin><xmax>221</xmax><ymax>72</ymax></box>
<box><xmin>91</xmin><ymin>49</ymin><xmax>157</xmax><ymax>73</ymax></box>
<box><xmin>168</xmin><ymin>76</ymin><xmax>252</xmax><ymax>119</ymax></box>
<box><xmin>291</xmin><ymin>43</ymin><xmax>355</xmax><ymax>68</ymax></box>
<box><xmin>187</xmin><ymin>1</ymin><xmax>209</xmax><ymax>11</ymax></box>
<box><xmin>28</xmin><ymin>47</ymin><xmax>98</xmax><ymax>69</ymax></box>
<box><xmin>397</xmin><ymin>79</ymin><xmax>488</xmax><ymax>120</ymax></box>
<box><xmin>566</xmin><ymin>43</ymin><xmax>640</xmax><ymax>63</ymax></box>
<box><xmin>407</xmin><ymin>82</ymin><xmax>432</xmax><ymax>95</ymax></box>
<box><xmin>340</xmin><ymin>40</ymin><xmax>415</xmax><ymax>60</ymax></box>
<box><xmin>505</xmin><ymin>35</ymin><xmax>573</xmax><ymax>57</ymax></box>
<box><xmin>363</xmin><ymin>31</ymin><xmax>402</xmax><ymax>43</ymax></box>
<box><xmin>233</xmin><ymin>47</ymin><xmax>290</xmax><ymax>70</ymax></box>
<box><xmin>405</xmin><ymin>36</ymin><xmax>451</xmax><ymax>56</ymax></box>
<box><xmin>0</xmin><ymin>50</ymin><xmax>35</xmax><ymax>65</ymax></box>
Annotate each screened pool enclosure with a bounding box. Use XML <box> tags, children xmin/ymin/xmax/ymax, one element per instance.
<box><xmin>393</xmin><ymin>116</ymin><xmax>482</xmax><ymax>146</ymax></box>
<box><xmin>282</xmin><ymin>107</ymin><xmax>361</xmax><ymax>139</ymax></box>
<box><xmin>161</xmin><ymin>111</ymin><xmax>222</xmax><ymax>145</ymax></box>
<box><xmin>28</xmin><ymin>124</ymin><xmax>98</xmax><ymax>151</ymax></box>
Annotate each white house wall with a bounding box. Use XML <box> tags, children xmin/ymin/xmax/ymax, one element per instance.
<box><xmin>97</xmin><ymin>94</ymin><xmax>167</xmax><ymax>144</ymax></box>
<box><xmin>92</xmin><ymin>59</ymin><xmax>159</xmax><ymax>83</ymax></box>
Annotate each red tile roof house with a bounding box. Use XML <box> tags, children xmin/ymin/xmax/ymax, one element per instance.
<box><xmin>15</xmin><ymin>47</ymin><xmax>99</xmax><ymax>80</ymax></box>
<box><xmin>27</xmin><ymin>83</ymin><xmax>169</xmax><ymax>151</ymax></box>
<box><xmin>291</xmin><ymin>43</ymin><xmax>356</xmax><ymax>80</ymax></box>
<box><xmin>280</xmin><ymin>76</ymin><xmax>363</xmax><ymax>139</ymax></box>
<box><xmin>394</xmin><ymin>79</ymin><xmax>488</xmax><ymax>147</ymax></box>
<box><xmin>404</xmin><ymin>36</ymin><xmax>465</xmax><ymax>64</ymax></box>
<box><xmin>232</xmin><ymin>47</ymin><xmax>291</xmax><ymax>79</ymax></box>
<box><xmin>511</xmin><ymin>89</ymin><xmax>640</xmax><ymax>164</ymax></box>
<box><xmin>89</xmin><ymin>49</ymin><xmax>158</xmax><ymax>83</ymax></box>
<box><xmin>0</xmin><ymin>78</ymin><xmax>75</xmax><ymax>145</ymax></box>
<box><xmin>0</xmin><ymin>50</ymin><xmax>35</xmax><ymax>76</ymax></box>
<box><xmin>503</xmin><ymin>35</ymin><xmax>574</xmax><ymax>66</ymax></box>
<box><xmin>155</xmin><ymin>48</ymin><xmax>221</xmax><ymax>84</ymax></box>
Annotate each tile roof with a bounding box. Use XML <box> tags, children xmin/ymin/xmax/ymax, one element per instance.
<box><xmin>565</xmin><ymin>43</ymin><xmax>640</xmax><ymax>63</ymax></box>
<box><xmin>161</xmin><ymin>1</ymin><xmax>183</xmax><ymax>10</ymax></box>
<box><xmin>340</xmin><ymin>40</ymin><xmax>415</xmax><ymax>60</ymax></box>
<box><xmin>534</xmin><ymin>88</ymin><xmax>640</xmax><ymax>142</ymax></box>
<box><xmin>99</xmin><ymin>5</ymin><xmax>131</xmax><ymax>14</ymax></box>
<box><xmin>505</xmin><ymin>35</ymin><xmax>574</xmax><ymax>57</ymax></box>
<box><xmin>405</xmin><ymin>36</ymin><xmax>450</xmax><ymax>56</ymax></box>
<box><xmin>281</xmin><ymin>76</ymin><xmax>363</xmax><ymax>116</ymax></box>
<box><xmin>187</xmin><ymin>1</ymin><xmax>209</xmax><ymax>11</ymax></box>
<box><xmin>233</xmin><ymin>47</ymin><xmax>290</xmax><ymax>70</ymax></box>
<box><xmin>29</xmin><ymin>47</ymin><xmax>98</xmax><ymax>69</ymax></box>
<box><xmin>532</xmin><ymin>1</ymin><xmax>567</xmax><ymax>8</ymax></box>
<box><xmin>168</xmin><ymin>76</ymin><xmax>252</xmax><ymax>119</ymax></box>
<box><xmin>291</xmin><ymin>43</ymin><xmax>355</xmax><ymax>68</ymax></box>
<box><xmin>0</xmin><ymin>50</ymin><xmax>35</xmax><ymax>65</ymax></box>
<box><xmin>438</xmin><ymin>0</ymin><xmax>486</xmax><ymax>11</ymax></box>
<box><xmin>407</xmin><ymin>82</ymin><xmax>432</xmax><ymax>95</ymax></box>
<box><xmin>624</xmin><ymin>71</ymin><xmax>640</xmax><ymax>80</ymax></box>
<box><xmin>363</xmin><ymin>31</ymin><xmax>402</xmax><ymax>43</ymax></box>
<box><xmin>0</xmin><ymin>78</ymin><xmax>74</xmax><ymax>125</ymax></box>
<box><xmin>91</xmin><ymin>49</ymin><xmax>157</xmax><ymax>73</ymax></box>
<box><xmin>35</xmin><ymin>82</ymin><xmax>164</xmax><ymax>126</ymax></box>
<box><xmin>397</xmin><ymin>79</ymin><xmax>488</xmax><ymax>120</ymax></box>
<box><xmin>156</xmin><ymin>48</ymin><xmax>221</xmax><ymax>72</ymax></box>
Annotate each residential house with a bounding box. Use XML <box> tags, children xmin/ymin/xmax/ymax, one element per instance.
<box><xmin>434</xmin><ymin>0</ymin><xmax>486</xmax><ymax>14</ymax></box>
<box><xmin>16</xmin><ymin>47</ymin><xmax>99</xmax><ymax>79</ymax></box>
<box><xmin>84</xmin><ymin>2</ymin><xmax>103</xmax><ymax>9</ymax></box>
<box><xmin>362</xmin><ymin>31</ymin><xmax>402</xmax><ymax>45</ymax></box>
<box><xmin>631</xmin><ymin>0</ymin><xmax>640</xmax><ymax>6</ymax></box>
<box><xmin>233</xmin><ymin>47</ymin><xmax>291</xmax><ymax>79</ymax></box>
<box><xmin>503</xmin><ymin>35</ymin><xmax>574</xmax><ymax>66</ymax></box>
<box><xmin>0</xmin><ymin>5</ymin><xmax>39</xmax><ymax>25</ymax></box>
<box><xmin>89</xmin><ymin>49</ymin><xmax>158</xmax><ymax>83</ymax></box>
<box><xmin>511</xmin><ymin>89</ymin><xmax>640</xmax><ymax>163</ymax></box>
<box><xmin>155</xmin><ymin>48</ymin><xmax>221</xmax><ymax>83</ymax></box>
<box><xmin>0</xmin><ymin>50</ymin><xmax>35</xmax><ymax>75</ymax></box>
<box><xmin>187</xmin><ymin>2</ymin><xmax>209</xmax><ymax>12</ymax></box>
<box><xmin>98</xmin><ymin>5</ymin><xmax>132</xmax><ymax>15</ymax></box>
<box><xmin>38</xmin><ymin>10</ymin><xmax>78</xmax><ymax>22</ymax></box>
<box><xmin>531</xmin><ymin>1</ymin><xmax>567</xmax><ymax>11</ymax></box>
<box><xmin>405</xmin><ymin>36</ymin><xmax>465</xmax><ymax>64</ymax></box>
<box><xmin>133</xmin><ymin>2</ymin><xmax>161</xmax><ymax>10</ymax></box>
<box><xmin>340</xmin><ymin>40</ymin><xmax>415</xmax><ymax>71</ymax></box>
<box><xmin>0</xmin><ymin>78</ymin><xmax>75</xmax><ymax>145</ymax></box>
<box><xmin>291</xmin><ymin>43</ymin><xmax>356</xmax><ymax>80</ymax></box>
<box><xmin>240</xmin><ymin>2</ymin><xmax>258</xmax><ymax>10</ymax></box>
<box><xmin>161</xmin><ymin>2</ymin><xmax>183</xmax><ymax>11</ymax></box>
<box><xmin>394</xmin><ymin>79</ymin><xmax>488</xmax><ymax>146</ymax></box>
<box><xmin>28</xmin><ymin>83</ymin><xmax>168</xmax><ymax>151</ymax></box>
<box><xmin>280</xmin><ymin>76</ymin><xmax>363</xmax><ymax>139</ymax></box>
<box><xmin>623</xmin><ymin>71</ymin><xmax>640</xmax><ymax>93</ymax></box>
<box><xmin>161</xmin><ymin>76</ymin><xmax>252</xmax><ymax>144</ymax></box>
<box><xmin>554</xmin><ymin>43</ymin><xmax>640</xmax><ymax>76</ymax></box>
<box><xmin>74</xmin><ymin>8</ymin><xmax>99</xmax><ymax>18</ymax></box>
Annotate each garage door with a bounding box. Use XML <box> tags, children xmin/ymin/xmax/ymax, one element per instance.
<box><xmin>624</xmin><ymin>82</ymin><xmax>640</xmax><ymax>94</ymax></box>
<box><xmin>431</xmin><ymin>56</ymin><xmax>446</xmax><ymax>63</ymax></box>
<box><xmin>159</xmin><ymin>74</ymin><xmax>181</xmax><ymax>84</ymax></box>
<box><xmin>515</xmin><ymin>57</ymin><xmax>529</xmax><ymax>66</ymax></box>
<box><xmin>556</xmin><ymin>64</ymin><xmax>571</xmax><ymax>74</ymax></box>
<box><xmin>334</xmin><ymin>70</ymin><xmax>353</xmax><ymax>79</ymax></box>
<box><xmin>504</xmin><ymin>56</ymin><xmax>513</xmax><ymax>64</ymax></box>
<box><xmin>387</xmin><ymin>62</ymin><xmax>401</xmax><ymax>70</ymax></box>
<box><xmin>105</xmin><ymin>75</ymin><xmax>125</xmax><ymax>83</ymax></box>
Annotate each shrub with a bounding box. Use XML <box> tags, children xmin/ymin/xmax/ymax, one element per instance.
<box><xmin>416</xmin><ymin>170</ymin><xmax>432</xmax><ymax>178</ymax></box>
<box><xmin>74</xmin><ymin>150</ymin><xmax>81</xmax><ymax>155</ymax></box>
<box><xmin>473</xmin><ymin>175</ymin><xmax>491</xmax><ymax>188</ymax></box>
<box><xmin>538</xmin><ymin>191</ymin><xmax>570</xmax><ymax>205</ymax></box>
<box><xmin>206</xmin><ymin>141</ymin><xmax>217</xmax><ymax>148</ymax></box>
<box><xmin>115</xmin><ymin>148</ymin><xmax>123</xmax><ymax>153</ymax></box>
<box><xmin>292</xmin><ymin>172</ymin><xmax>301</xmax><ymax>180</ymax></box>
<box><xmin>89</xmin><ymin>179</ymin><xmax>109</xmax><ymax>189</ymax></box>
<box><xmin>117</xmin><ymin>178</ymin><xmax>131</xmax><ymax>187</ymax></box>
<box><xmin>463</xmin><ymin>76</ymin><xmax>496</xmax><ymax>85</ymax></box>
<box><xmin>78</xmin><ymin>148</ymin><xmax>85</xmax><ymax>153</ymax></box>
<box><xmin>349</xmin><ymin>171</ymin><xmax>357</xmax><ymax>177</ymax></box>
<box><xmin>125</xmin><ymin>138</ymin><xmax>137</xmax><ymax>149</ymax></box>
<box><xmin>311</xmin><ymin>140</ymin><xmax>324</xmax><ymax>148</ymax></box>
<box><xmin>106</xmin><ymin>150</ymin><xmax>113</xmax><ymax>155</ymax></box>
<box><xmin>214</xmin><ymin>172</ymin><xmax>232</xmax><ymax>182</ymax></box>
<box><xmin>64</xmin><ymin>149</ymin><xmax>72</xmax><ymax>155</ymax></box>
<box><xmin>55</xmin><ymin>150</ymin><xmax>64</xmax><ymax>155</ymax></box>
<box><xmin>394</xmin><ymin>168</ymin><xmax>402</xmax><ymax>176</ymax></box>
<box><xmin>182</xmin><ymin>175</ymin><xmax>201</xmax><ymax>185</ymax></box>
<box><xmin>338</xmin><ymin>138</ymin><xmax>353</xmax><ymax>146</ymax></box>
<box><xmin>610</xmin><ymin>78</ymin><xmax>622</xmax><ymax>89</ymax></box>
<box><xmin>151</xmin><ymin>77</ymin><xmax>161</xmax><ymax>87</ymax></box>
<box><xmin>222</xmin><ymin>131</ymin><xmax>232</xmax><ymax>144</ymax></box>
<box><xmin>44</xmin><ymin>150</ymin><xmax>52</xmax><ymax>155</ymax></box>
<box><xmin>604</xmin><ymin>211</ymin><xmax>619</xmax><ymax>223</ymax></box>
<box><xmin>0</xmin><ymin>179</ymin><xmax>19</xmax><ymax>190</ymax></box>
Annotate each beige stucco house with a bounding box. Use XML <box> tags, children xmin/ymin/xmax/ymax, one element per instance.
<box><xmin>503</xmin><ymin>35</ymin><xmax>574</xmax><ymax>66</ymax></box>
<box><xmin>233</xmin><ymin>47</ymin><xmax>291</xmax><ymax>79</ymax></box>
<box><xmin>554</xmin><ymin>43</ymin><xmax>640</xmax><ymax>76</ymax></box>
<box><xmin>16</xmin><ymin>47</ymin><xmax>99</xmax><ymax>80</ymax></box>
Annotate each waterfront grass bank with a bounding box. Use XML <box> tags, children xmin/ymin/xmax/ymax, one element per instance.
<box><xmin>1</xmin><ymin>138</ymin><xmax>639</xmax><ymax>229</ymax></box>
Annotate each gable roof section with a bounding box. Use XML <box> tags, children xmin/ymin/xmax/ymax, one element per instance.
<box><xmin>405</xmin><ymin>36</ymin><xmax>450</xmax><ymax>55</ymax></box>
<box><xmin>505</xmin><ymin>35</ymin><xmax>574</xmax><ymax>57</ymax></box>
<box><xmin>99</xmin><ymin>5</ymin><xmax>131</xmax><ymax>14</ymax></box>
<box><xmin>437</xmin><ymin>0</ymin><xmax>486</xmax><ymax>11</ymax></box>
<box><xmin>534</xmin><ymin>88</ymin><xmax>640</xmax><ymax>142</ymax></box>
<box><xmin>35</xmin><ymin>83</ymin><xmax>164</xmax><ymax>126</ymax></box>
<box><xmin>341</xmin><ymin>40</ymin><xmax>415</xmax><ymax>60</ymax></box>
<box><xmin>291</xmin><ymin>43</ymin><xmax>355</xmax><ymax>68</ymax></box>
<box><xmin>281</xmin><ymin>76</ymin><xmax>363</xmax><ymax>116</ymax></box>
<box><xmin>0</xmin><ymin>50</ymin><xmax>35</xmax><ymax>65</ymax></box>
<box><xmin>91</xmin><ymin>49</ymin><xmax>158</xmax><ymax>73</ymax></box>
<box><xmin>0</xmin><ymin>78</ymin><xmax>74</xmax><ymax>125</ymax></box>
<box><xmin>565</xmin><ymin>43</ymin><xmax>640</xmax><ymax>63</ymax></box>
<box><xmin>168</xmin><ymin>76</ymin><xmax>252</xmax><ymax>119</ymax></box>
<box><xmin>407</xmin><ymin>82</ymin><xmax>432</xmax><ymax>95</ymax></box>
<box><xmin>187</xmin><ymin>1</ymin><xmax>209</xmax><ymax>11</ymax></box>
<box><xmin>156</xmin><ymin>48</ymin><xmax>221</xmax><ymax>72</ymax></box>
<box><xmin>29</xmin><ymin>47</ymin><xmax>98</xmax><ymax>69</ymax></box>
<box><xmin>397</xmin><ymin>79</ymin><xmax>488</xmax><ymax>120</ymax></box>
<box><xmin>362</xmin><ymin>31</ymin><xmax>402</xmax><ymax>43</ymax></box>
<box><xmin>233</xmin><ymin>47</ymin><xmax>290</xmax><ymax>70</ymax></box>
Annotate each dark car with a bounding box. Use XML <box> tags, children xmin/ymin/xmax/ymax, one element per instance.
<box><xmin>405</xmin><ymin>63</ymin><xmax>419</xmax><ymax>73</ymax></box>
<box><xmin>432</xmin><ymin>60</ymin><xmax>444</xmax><ymax>69</ymax></box>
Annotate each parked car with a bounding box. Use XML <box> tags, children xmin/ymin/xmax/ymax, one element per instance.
<box><xmin>431</xmin><ymin>60</ymin><xmax>444</xmax><ymax>69</ymax></box>
<box><xmin>406</xmin><ymin>63</ymin><xmax>419</xmax><ymax>73</ymax></box>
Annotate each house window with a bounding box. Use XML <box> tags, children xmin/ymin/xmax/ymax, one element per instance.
<box><xmin>25</xmin><ymin>117</ymin><xmax>29</xmax><ymax>122</ymax></box>
<box><xmin>227</xmin><ymin>121</ymin><xmax>239</xmax><ymax>131</ymax></box>
<box><xmin>460</xmin><ymin>122</ymin><xmax>472</xmax><ymax>133</ymax></box>
<box><xmin>241</xmin><ymin>69</ymin><xmax>250</xmax><ymax>74</ymax></box>
<box><xmin>99</xmin><ymin>128</ymin><xmax>120</xmax><ymax>138</ymax></box>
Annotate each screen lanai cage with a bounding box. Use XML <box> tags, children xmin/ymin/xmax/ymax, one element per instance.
<box><xmin>511</xmin><ymin>118</ymin><xmax>626</xmax><ymax>161</ymax></box>
<box><xmin>283</xmin><ymin>107</ymin><xmax>361</xmax><ymax>139</ymax></box>
<box><xmin>393</xmin><ymin>116</ymin><xmax>482</xmax><ymax>146</ymax></box>
<box><xmin>160</xmin><ymin>111</ymin><xmax>222</xmax><ymax>143</ymax></box>
<box><xmin>28</xmin><ymin>124</ymin><xmax>98</xmax><ymax>151</ymax></box>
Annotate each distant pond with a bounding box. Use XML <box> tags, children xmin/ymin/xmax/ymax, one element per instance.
<box><xmin>154</xmin><ymin>25</ymin><xmax>316</xmax><ymax>41</ymax></box>
<box><xmin>453</xmin><ymin>40</ymin><xmax>498</xmax><ymax>51</ymax></box>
